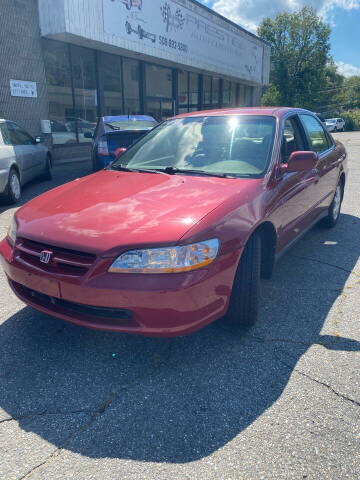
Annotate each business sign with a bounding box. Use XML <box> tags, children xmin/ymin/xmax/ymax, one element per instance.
<box><xmin>10</xmin><ymin>79</ymin><xmax>37</xmax><ymax>98</ymax></box>
<box><xmin>102</xmin><ymin>0</ymin><xmax>264</xmax><ymax>83</ymax></box>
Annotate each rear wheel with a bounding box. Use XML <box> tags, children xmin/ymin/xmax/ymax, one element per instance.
<box><xmin>4</xmin><ymin>168</ymin><xmax>21</xmax><ymax>204</ymax></box>
<box><xmin>323</xmin><ymin>182</ymin><xmax>343</xmax><ymax>228</ymax></box>
<box><xmin>126</xmin><ymin>0</ymin><xmax>132</xmax><ymax>9</ymax></box>
<box><xmin>225</xmin><ymin>233</ymin><xmax>261</xmax><ymax>327</ymax></box>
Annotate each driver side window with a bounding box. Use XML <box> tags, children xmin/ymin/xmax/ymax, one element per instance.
<box><xmin>281</xmin><ymin>117</ymin><xmax>304</xmax><ymax>164</ymax></box>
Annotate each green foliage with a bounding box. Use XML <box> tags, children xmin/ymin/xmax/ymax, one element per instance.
<box><xmin>341</xmin><ymin>109</ymin><xmax>360</xmax><ymax>131</ymax></box>
<box><xmin>261</xmin><ymin>85</ymin><xmax>282</xmax><ymax>106</ymax></box>
<box><xmin>258</xmin><ymin>7</ymin><xmax>332</xmax><ymax>110</ymax></box>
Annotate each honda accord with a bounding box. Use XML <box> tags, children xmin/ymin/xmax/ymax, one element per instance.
<box><xmin>0</xmin><ymin>108</ymin><xmax>347</xmax><ymax>336</ymax></box>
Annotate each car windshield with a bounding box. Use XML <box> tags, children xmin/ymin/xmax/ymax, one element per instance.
<box><xmin>105</xmin><ymin>121</ymin><xmax>156</xmax><ymax>132</ymax></box>
<box><xmin>326</xmin><ymin>119</ymin><xmax>336</xmax><ymax>124</ymax></box>
<box><xmin>112</xmin><ymin>115</ymin><xmax>276</xmax><ymax>178</ymax></box>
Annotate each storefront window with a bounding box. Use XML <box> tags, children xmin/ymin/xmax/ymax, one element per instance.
<box><xmin>238</xmin><ymin>85</ymin><xmax>246</xmax><ymax>106</ymax></box>
<box><xmin>146</xmin><ymin>64</ymin><xmax>172</xmax><ymax>98</ymax></box>
<box><xmin>189</xmin><ymin>73</ymin><xmax>199</xmax><ymax>108</ymax></box>
<box><xmin>71</xmin><ymin>46</ymin><xmax>98</xmax><ymax>143</ymax></box>
<box><xmin>223</xmin><ymin>80</ymin><xmax>231</xmax><ymax>104</ymax></box>
<box><xmin>102</xmin><ymin>52</ymin><xmax>123</xmax><ymax>116</ymax></box>
<box><xmin>212</xmin><ymin>78</ymin><xmax>220</xmax><ymax>106</ymax></box>
<box><xmin>230</xmin><ymin>82</ymin><xmax>237</xmax><ymax>106</ymax></box>
<box><xmin>178</xmin><ymin>70</ymin><xmax>189</xmax><ymax>110</ymax></box>
<box><xmin>246</xmin><ymin>86</ymin><xmax>253</xmax><ymax>106</ymax></box>
<box><xmin>43</xmin><ymin>40</ymin><xmax>76</xmax><ymax>145</ymax></box>
<box><xmin>203</xmin><ymin>76</ymin><xmax>211</xmax><ymax>106</ymax></box>
<box><xmin>123</xmin><ymin>58</ymin><xmax>141</xmax><ymax>114</ymax></box>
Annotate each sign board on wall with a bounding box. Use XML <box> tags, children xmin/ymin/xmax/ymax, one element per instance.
<box><xmin>10</xmin><ymin>79</ymin><xmax>38</xmax><ymax>98</ymax></box>
<box><xmin>102</xmin><ymin>0</ymin><xmax>264</xmax><ymax>83</ymax></box>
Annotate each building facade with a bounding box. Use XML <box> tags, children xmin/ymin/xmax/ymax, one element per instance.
<box><xmin>0</xmin><ymin>0</ymin><xmax>270</xmax><ymax>162</ymax></box>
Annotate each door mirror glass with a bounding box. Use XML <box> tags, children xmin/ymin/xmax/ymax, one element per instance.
<box><xmin>286</xmin><ymin>151</ymin><xmax>318</xmax><ymax>172</ymax></box>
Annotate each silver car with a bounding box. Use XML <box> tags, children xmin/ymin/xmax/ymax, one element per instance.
<box><xmin>0</xmin><ymin>119</ymin><xmax>52</xmax><ymax>203</ymax></box>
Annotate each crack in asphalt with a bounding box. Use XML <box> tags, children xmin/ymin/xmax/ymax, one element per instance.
<box><xmin>18</xmin><ymin>340</ymin><xmax>174</xmax><ymax>480</ymax></box>
<box><xmin>0</xmin><ymin>409</ymin><xmax>93</xmax><ymax>425</ymax></box>
<box><xmin>275</xmin><ymin>353</ymin><xmax>360</xmax><ymax>408</ymax></box>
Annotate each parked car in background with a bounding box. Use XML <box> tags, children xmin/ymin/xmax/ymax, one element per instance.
<box><xmin>0</xmin><ymin>108</ymin><xmax>347</xmax><ymax>337</ymax></box>
<box><xmin>91</xmin><ymin>115</ymin><xmax>157</xmax><ymax>171</ymax></box>
<box><xmin>0</xmin><ymin>119</ymin><xmax>52</xmax><ymax>203</ymax></box>
<box><xmin>325</xmin><ymin>118</ymin><xmax>345</xmax><ymax>132</ymax></box>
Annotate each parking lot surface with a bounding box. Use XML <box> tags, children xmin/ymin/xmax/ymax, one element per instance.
<box><xmin>0</xmin><ymin>134</ymin><xmax>359</xmax><ymax>480</ymax></box>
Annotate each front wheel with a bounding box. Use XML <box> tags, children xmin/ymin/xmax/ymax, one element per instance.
<box><xmin>323</xmin><ymin>182</ymin><xmax>343</xmax><ymax>228</ymax></box>
<box><xmin>4</xmin><ymin>168</ymin><xmax>21</xmax><ymax>204</ymax></box>
<box><xmin>225</xmin><ymin>233</ymin><xmax>261</xmax><ymax>327</ymax></box>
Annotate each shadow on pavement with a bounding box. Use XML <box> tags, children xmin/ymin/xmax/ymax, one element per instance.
<box><xmin>0</xmin><ymin>213</ymin><xmax>359</xmax><ymax>463</ymax></box>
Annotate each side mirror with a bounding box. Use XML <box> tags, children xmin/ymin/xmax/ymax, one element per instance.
<box><xmin>35</xmin><ymin>136</ymin><xmax>44</xmax><ymax>144</ymax></box>
<box><xmin>114</xmin><ymin>147</ymin><xmax>127</xmax><ymax>159</ymax></box>
<box><xmin>84</xmin><ymin>131</ymin><xmax>93</xmax><ymax>139</ymax></box>
<box><xmin>286</xmin><ymin>151</ymin><xmax>318</xmax><ymax>172</ymax></box>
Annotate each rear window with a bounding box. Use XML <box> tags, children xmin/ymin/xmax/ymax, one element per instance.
<box><xmin>104</xmin><ymin>121</ymin><xmax>156</xmax><ymax>132</ymax></box>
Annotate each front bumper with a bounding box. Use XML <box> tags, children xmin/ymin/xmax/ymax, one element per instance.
<box><xmin>0</xmin><ymin>238</ymin><xmax>240</xmax><ymax>337</ymax></box>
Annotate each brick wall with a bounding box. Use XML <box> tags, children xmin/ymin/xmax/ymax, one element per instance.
<box><xmin>0</xmin><ymin>0</ymin><xmax>49</xmax><ymax>137</ymax></box>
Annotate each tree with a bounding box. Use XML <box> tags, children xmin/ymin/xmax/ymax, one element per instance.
<box><xmin>258</xmin><ymin>7</ymin><xmax>332</xmax><ymax>110</ymax></box>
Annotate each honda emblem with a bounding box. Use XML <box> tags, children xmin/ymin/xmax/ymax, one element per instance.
<box><xmin>39</xmin><ymin>250</ymin><xmax>52</xmax><ymax>264</ymax></box>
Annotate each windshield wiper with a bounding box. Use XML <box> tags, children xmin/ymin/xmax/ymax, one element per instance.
<box><xmin>109</xmin><ymin>164</ymin><xmax>167</xmax><ymax>175</ymax></box>
<box><xmin>162</xmin><ymin>166</ymin><xmax>236</xmax><ymax>178</ymax></box>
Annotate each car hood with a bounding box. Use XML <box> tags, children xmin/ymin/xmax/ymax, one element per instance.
<box><xmin>15</xmin><ymin>170</ymin><xmax>257</xmax><ymax>255</ymax></box>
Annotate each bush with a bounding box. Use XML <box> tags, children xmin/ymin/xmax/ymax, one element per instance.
<box><xmin>341</xmin><ymin>110</ymin><xmax>360</xmax><ymax>131</ymax></box>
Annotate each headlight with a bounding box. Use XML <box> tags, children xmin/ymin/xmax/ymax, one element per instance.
<box><xmin>7</xmin><ymin>215</ymin><xmax>17</xmax><ymax>246</ymax></box>
<box><xmin>108</xmin><ymin>239</ymin><xmax>219</xmax><ymax>274</ymax></box>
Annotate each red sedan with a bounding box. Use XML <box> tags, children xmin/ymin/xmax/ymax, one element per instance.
<box><xmin>0</xmin><ymin>108</ymin><xmax>347</xmax><ymax>337</ymax></box>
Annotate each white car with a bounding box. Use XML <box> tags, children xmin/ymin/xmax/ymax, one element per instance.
<box><xmin>0</xmin><ymin>119</ymin><xmax>52</xmax><ymax>203</ymax></box>
<box><xmin>325</xmin><ymin>118</ymin><xmax>345</xmax><ymax>133</ymax></box>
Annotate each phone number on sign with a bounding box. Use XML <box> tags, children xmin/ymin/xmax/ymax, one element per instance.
<box><xmin>159</xmin><ymin>35</ymin><xmax>188</xmax><ymax>53</ymax></box>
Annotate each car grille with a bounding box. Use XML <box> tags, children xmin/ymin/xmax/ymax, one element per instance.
<box><xmin>15</xmin><ymin>237</ymin><xmax>96</xmax><ymax>276</ymax></box>
<box><xmin>11</xmin><ymin>281</ymin><xmax>136</xmax><ymax>327</ymax></box>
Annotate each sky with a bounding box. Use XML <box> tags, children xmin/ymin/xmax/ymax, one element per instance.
<box><xmin>200</xmin><ymin>0</ymin><xmax>360</xmax><ymax>77</ymax></box>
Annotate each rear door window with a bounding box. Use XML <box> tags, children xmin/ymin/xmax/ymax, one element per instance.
<box><xmin>299</xmin><ymin>115</ymin><xmax>331</xmax><ymax>154</ymax></box>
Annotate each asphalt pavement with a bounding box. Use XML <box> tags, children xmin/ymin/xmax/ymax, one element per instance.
<box><xmin>0</xmin><ymin>134</ymin><xmax>359</xmax><ymax>479</ymax></box>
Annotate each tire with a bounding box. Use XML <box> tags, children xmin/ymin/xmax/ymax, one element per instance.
<box><xmin>43</xmin><ymin>154</ymin><xmax>53</xmax><ymax>181</ymax></box>
<box><xmin>126</xmin><ymin>1</ymin><xmax>131</xmax><ymax>10</ymax></box>
<box><xmin>4</xmin><ymin>168</ymin><xmax>21</xmax><ymax>204</ymax></box>
<box><xmin>225</xmin><ymin>233</ymin><xmax>261</xmax><ymax>327</ymax></box>
<box><xmin>138</xmin><ymin>0</ymin><xmax>142</xmax><ymax>9</ymax></box>
<box><xmin>322</xmin><ymin>181</ymin><xmax>343</xmax><ymax>228</ymax></box>
<box><xmin>125</xmin><ymin>21</ymin><xmax>131</xmax><ymax>34</ymax></box>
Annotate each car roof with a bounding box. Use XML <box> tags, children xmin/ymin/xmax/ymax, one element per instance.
<box><xmin>171</xmin><ymin>107</ymin><xmax>314</xmax><ymax>119</ymax></box>
<box><xmin>102</xmin><ymin>115</ymin><xmax>157</xmax><ymax>122</ymax></box>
